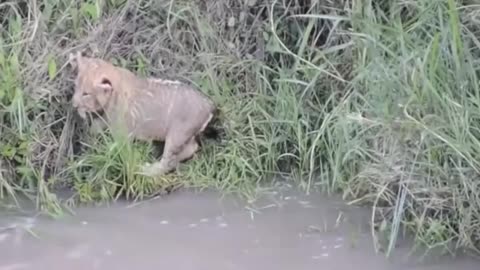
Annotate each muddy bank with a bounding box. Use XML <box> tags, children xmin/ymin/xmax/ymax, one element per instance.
<box><xmin>0</xmin><ymin>186</ymin><xmax>478</xmax><ymax>270</ymax></box>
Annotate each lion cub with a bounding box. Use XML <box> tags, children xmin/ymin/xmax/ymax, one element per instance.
<box><xmin>69</xmin><ymin>52</ymin><xmax>217</xmax><ymax>176</ymax></box>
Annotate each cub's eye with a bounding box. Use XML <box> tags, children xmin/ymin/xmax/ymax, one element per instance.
<box><xmin>82</xmin><ymin>92</ymin><xmax>91</xmax><ymax>97</ymax></box>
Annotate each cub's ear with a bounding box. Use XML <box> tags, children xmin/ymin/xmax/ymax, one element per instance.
<box><xmin>98</xmin><ymin>77</ymin><xmax>113</xmax><ymax>93</ymax></box>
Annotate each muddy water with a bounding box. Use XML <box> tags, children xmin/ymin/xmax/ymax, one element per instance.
<box><xmin>0</xmin><ymin>185</ymin><xmax>478</xmax><ymax>270</ymax></box>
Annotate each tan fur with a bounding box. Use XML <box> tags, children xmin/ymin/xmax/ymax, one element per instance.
<box><xmin>69</xmin><ymin>52</ymin><xmax>217</xmax><ymax>176</ymax></box>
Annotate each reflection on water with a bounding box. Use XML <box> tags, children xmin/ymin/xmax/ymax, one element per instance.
<box><xmin>0</xmin><ymin>185</ymin><xmax>478</xmax><ymax>270</ymax></box>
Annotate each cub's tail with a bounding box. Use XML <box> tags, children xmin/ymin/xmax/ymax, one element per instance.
<box><xmin>200</xmin><ymin>107</ymin><xmax>225</xmax><ymax>142</ymax></box>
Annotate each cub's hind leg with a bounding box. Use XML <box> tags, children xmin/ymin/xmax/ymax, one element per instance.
<box><xmin>155</xmin><ymin>136</ymin><xmax>200</xmax><ymax>173</ymax></box>
<box><xmin>176</xmin><ymin>136</ymin><xmax>199</xmax><ymax>163</ymax></box>
<box><xmin>140</xmin><ymin>131</ymin><xmax>193</xmax><ymax>177</ymax></box>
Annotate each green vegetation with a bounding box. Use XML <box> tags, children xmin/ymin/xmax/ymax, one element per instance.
<box><xmin>1</xmin><ymin>0</ymin><xmax>480</xmax><ymax>257</ymax></box>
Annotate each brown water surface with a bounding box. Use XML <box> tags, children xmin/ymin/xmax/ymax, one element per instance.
<box><xmin>0</xmin><ymin>185</ymin><xmax>478</xmax><ymax>270</ymax></box>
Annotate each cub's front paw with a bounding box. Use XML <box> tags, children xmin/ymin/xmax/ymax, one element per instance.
<box><xmin>138</xmin><ymin>162</ymin><xmax>167</xmax><ymax>177</ymax></box>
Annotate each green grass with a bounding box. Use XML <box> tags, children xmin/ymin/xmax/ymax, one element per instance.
<box><xmin>1</xmin><ymin>0</ymin><xmax>480</xmax><ymax>257</ymax></box>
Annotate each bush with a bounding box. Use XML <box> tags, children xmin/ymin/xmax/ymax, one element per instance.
<box><xmin>0</xmin><ymin>0</ymin><xmax>479</xmax><ymax>256</ymax></box>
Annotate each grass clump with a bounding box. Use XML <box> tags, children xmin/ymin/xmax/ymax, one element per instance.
<box><xmin>69</xmin><ymin>128</ymin><xmax>179</xmax><ymax>204</ymax></box>
<box><xmin>1</xmin><ymin>0</ymin><xmax>480</xmax><ymax>257</ymax></box>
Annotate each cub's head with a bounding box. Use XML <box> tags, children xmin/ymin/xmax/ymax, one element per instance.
<box><xmin>69</xmin><ymin>52</ymin><xmax>115</xmax><ymax>119</ymax></box>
